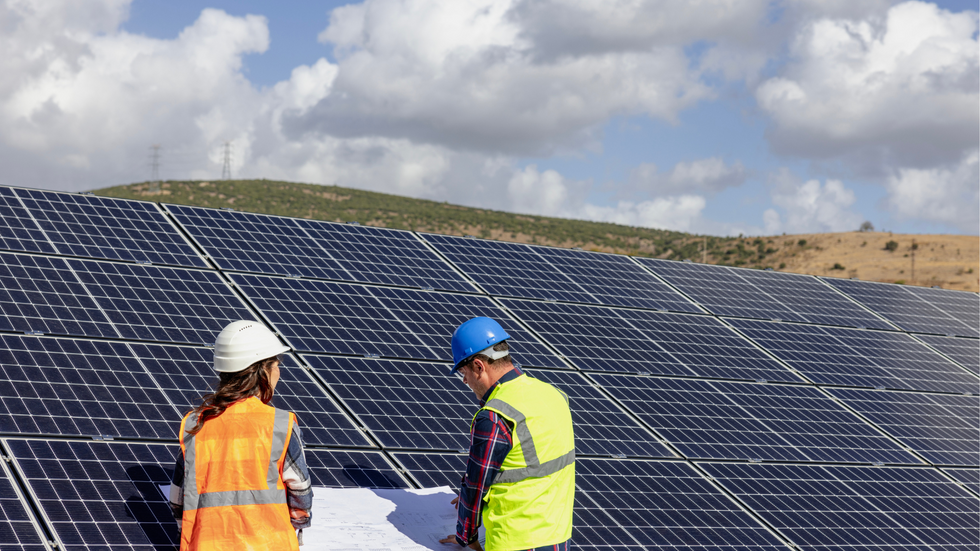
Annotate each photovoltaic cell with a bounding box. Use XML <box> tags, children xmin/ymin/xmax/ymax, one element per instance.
<box><xmin>306</xmin><ymin>356</ymin><xmax>474</xmax><ymax>451</ymax></box>
<box><xmin>636</xmin><ymin>259</ymin><xmax>894</xmax><ymax>330</ymax></box>
<box><xmin>821</xmin><ymin>277</ymin><xmax>978</xmax><ymax>337</ymax></box>
<box><xmin>0</xmin><ymin>253</ymin><xmax>116</xmax><ymax>338</ymax></box>
<box><xmin>68</xmin><ymin>259</ymin><xmax>255</xmax><ymax>345</ymax></box>
<box><xmin>530</xmin><ymin>246</ymin><xmax>700</xmax><ymax>312</ymax></box>
<box><xmin>702</xmin><ymin>462</ymin><xmax>980</xmax><ymax>551</ymax></box>
<box><xmin>0</xmin><ymin>187</ymin><xmax>54</xmax><ymax>255</ymax></box>
<box><xmin>296</xmin><ymin>219</ymin><xmax>475</xmax><ymax>292</ymax></box>
<box><xmin>502</xmin><ymin>299</ymin><xmax>801</xmax><ymax>381</ymax></box>
<box><xmin>826</xmin><ymin>389</ymin><xmax>980</xmax><ymax>467</ymax></box>
<box><xmin>16</xmin><ymin>189</ymin><xmax>205</xmax><ymax>267</ymax></box>
<box><xmin>391</xmin><ymin>452</ymin><xmax>466</xmax><ymax>488</ymax></box>
<box><xmin>131</xmin><ymin>344</ymin><xmax>371</xmax><ymax>448</ymax></box>
<box><xmin>7</xmin><ymin>438</ymin><xmax>180</xmax><ymax>550</ymax></box>
<box><xmin>0</xmin><ymin>458</ymin><xmax>48</xmax><ymax>551</ymax></box>
<box><xmin>904</xmin><ymin>286</ymin><xmax>980</xmax><ymax>336</ymax></box>
<box><xmin>524</xmin><ymin>368</ymin><xmax>673</xmax><ymax>458</ymax></box>
<box><xmin>304</xmin><ymin>449</ymin><xmax>409</xmax><ymax>488</ymax></box>
<box><xmin>590</xmin><ymin>375</ymin><xmax>921</xmax><ymax>464</ymax></box>
<box><xmin>0</xmin><ymin>335</ymin><xmax>178</xmax><ymax>439</ymax></box>
<box><xmin>727</xmin><ymin>319</ymin><xmax>979</xmax><ymax>394</ymax></box>
<box><xmin>943</xmin><ymin>468</ymin><xmax>980</xmax><ymax>495</ymax></box>
<box><xmin>914</xmin><ymin>335</ymin><xmax>980</xmax><ymax>375</ymax></box>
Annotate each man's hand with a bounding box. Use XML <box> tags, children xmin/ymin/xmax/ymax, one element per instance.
<box><xmin>450</xmin><ymin>496</ymin><xmax>459</xmax><ymax>509</ymax></box>
<box><xmin>438</xmin><ymin>535</ymin><xmax>482</xmax><ymax>550</ymax></box>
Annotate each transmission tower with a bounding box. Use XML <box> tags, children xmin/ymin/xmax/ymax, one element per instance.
<box><xmin>149</xmin><ymin>145</ymin><xmax>161</xmax><ymax>193</ymax></box>
<box><xmin>221</xmin><ymin>141</ymin><xmax>233</xmax><ymax>180</ymax></box>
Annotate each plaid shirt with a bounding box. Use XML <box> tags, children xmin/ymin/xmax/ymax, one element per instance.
<box><xmin>169</xmin><ymin>411</ymin><xmax>314</xmax><ymax>530</ymax></box>
<box><xmin>455</xmin><ymin>368</ymin><xmax>570</xmax><ymax>551</ymax></box>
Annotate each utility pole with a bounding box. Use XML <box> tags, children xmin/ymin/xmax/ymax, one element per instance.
<box><xmin>221</xmin><ymin>141</ymin><xmax>233</xmax><ymax>180</ymax></box>
<box><xmin>149</xmin><ymin>145</ymin><xmax>161</xmax><ymax>193</ymax></box>
<box><xmin>910</xmin><ymin>239</ymin><xmax>916</xmax><ymax>283</ymax></box>
<box><xmin>702</xmin><ymin>237</ymin><xmax>707</xmax><ymax>263</ymax></box>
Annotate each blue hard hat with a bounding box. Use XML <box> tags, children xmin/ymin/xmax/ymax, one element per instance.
<box><xmin>450</xmin><ymin>317</ymin><xmax>511</xmax><ymax>373</ymax></box>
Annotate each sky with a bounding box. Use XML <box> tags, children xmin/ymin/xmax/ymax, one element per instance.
<box><xmin>1</xmin><ymin>0</ymin><xmax>977</xmax><ymax>236</ymax></box>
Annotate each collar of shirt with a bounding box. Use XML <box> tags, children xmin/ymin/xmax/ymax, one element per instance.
<box><xmin>479</xmin><ymin>365</ymin><xmax>523</xmax><ymax>405</ymax></box>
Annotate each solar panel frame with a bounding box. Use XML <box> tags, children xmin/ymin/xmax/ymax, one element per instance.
<box><xmin>821</xmin><ymin>277</ymin><xmax>978</xmax><ymax>337</ymax></box>
<box><xmin>913</xmin><ymin>335</ymin><xmax>980</xmax><ymax>375</ymax></box>
<box><xmin>942</xmin><ymin>468</ymin><xmax>980</xmax><ymax>496</ymax></box>
<box><xmin>826</xmin><ymin>388</ymin><xmax>980</xmax><ymax>467</ymax></box>
<box><xmin>0</xmin><ymin>446</ymin><xmax>50</xmax><ymax>551</ymax></box>
<box><xmin>15</xmin><ymin>189</ymin><xmax>206</xmax><ymax>268</ymax></box>
<box><xmin>701</xmin><ymin>462</ymin><xmax>980</xmax><ymax>551</ymax></box>
<box><xmin>726</xmin><ymin>318</ymin><xmax>980</xmax><ymax>394</ymax></box>
<box><xmin>0</xmin><ymin>187</ymin><xmax>55</xmax><ymax>255</ymax></box>
<box><xmin>590</xmin><ymin>375</ymin><xmax>922</xmax><ymax>464</ymax></box>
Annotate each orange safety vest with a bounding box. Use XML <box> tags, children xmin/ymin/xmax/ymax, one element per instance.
<box><xmin>179</xmin><ymin>396</ymin><xmax>298</xmax><ymax>551</ymax></box>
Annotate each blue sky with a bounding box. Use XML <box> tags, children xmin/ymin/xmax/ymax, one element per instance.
<box><xmin>2</xmin><ymin>0</ymin><xmax>977</xmax><ymax>236</ymax></box>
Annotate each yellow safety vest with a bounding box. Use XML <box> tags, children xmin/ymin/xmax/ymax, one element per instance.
<box><xmin>474</xmin><ymin>373</ymin><xmax>575</xmax><ymax>551</ymax></box>
<box><xmin>179</xmin><ymin>396</ymin><xmax>298</xmax><ymax>551</ymax></box>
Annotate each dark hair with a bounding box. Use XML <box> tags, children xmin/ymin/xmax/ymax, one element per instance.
<box><xmin>185</xmin><ymin>356</ymin><xmax>278</xmax><ymax>435</ymax></box>
<box><xmin>470</xmin><ymin>340</ymin><xmax>510</xmax><ymax>368</ymax></box>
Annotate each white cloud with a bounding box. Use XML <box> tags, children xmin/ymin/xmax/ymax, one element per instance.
<box><xmin>627</xmin><ymin>157</ymin><xmax>747</xmax><ymax>196</ymax></box>
<box><xmin>763</xmin><ymin>170</ymin><xmax>864</xmax><ymax>233</ymax></box>
<box><xmin>884</xmin><ymin>152</ymin><xmax>979</xmax><ymax>232</ymax></box>
<box><xmin>756</xmin><ymin>1</ymin><xmax>979</xmax><ymax>170</ymax></box>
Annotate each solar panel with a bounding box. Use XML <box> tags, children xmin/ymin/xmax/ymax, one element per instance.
<box><xmin>68</xmin><ymin>259</ymin><xmax>256</xmax><ymax>345</ymax></box>
<box><xmin>590</xmin><ymin>375</ymin><xmax>921</xmax><ymax>464</ymax></box>
<box><xmin>501</xmin><ymin>299</ymin><xmax>801</xmax><ymax>381</ymax></box>
<box><xmin>304</xmin><ymin>449</ymin><xmax>410</xmax><ymax>488</ymax></box>
<box><xmin>727</xmin><ymin>319</ymin><xmax>979</xmax><ymax>394</ymax></box>
<box><xmin>636</xmin><ymin>259</ymin><xmax>895</xmax><ymax>330</ymax></box>
<box><xmin>524</xmin><ymin>368</ymin><xmax>673</xmax><ymax>458</ymax></box>
<box><xmin>295</xmin><ymin>219</ymin><xmax>475</xmax><ymax>292</ymax></box>
<box><xmin>904</xmin><ymin>286</ymin><xmax>980</xmax><ymax>337</ymax></box>
<box><xmin>914</xmin><ymin>335</ymin><xmax>980</xmax><ymax>375</ymax></box>
<box><xmin>0</xmin><ymin>252</ymin><xmax>117</xmax><ymax>338</ymax></box>
<box><xmin>702</xmin><ymin>462</ymin><xmax>979</xmax><ymax>551</ymax></box>
<box><xmin>0</xmin><ymin>456</ymin><xmax>48</xmax><ymax>551</ymax></box>
<box><xmin>0</xmin><ymin>335</ymin><xmax>179</xmax><ymax>439</ymax></box>
<box><xmin>943</xmin><ymin>468</ymin><xmax>980</xmax><ymax>495</ymax></box>
<box><xmin>131</xmin><ymin>344</ymin><xmax>371</xmax><ymax>448</ymax></box>
<box><xmin>6</xmin><ymin>438</ymin><xmax>180</xmax><ymax>550</ymax></box>
<box><xmin>821</xmin><ymin>277</ymin><xmax>978</xmax><ymax>337</ymax></box>
<box><xmin>304</xmin><ymin>356</ymin><xmax>474</xmax><ymax>451</ymax></box>
<box><xmin>0</xmin><ymin>187</ymin><xmax>55</xmax><ymax>255</ymax></box>
<box><xmin>15</xmin><ymin>189</ymin><xmax>206</xmax><ymax>267</ymax></box>
<box><xmin>167</xmin><ymin>204</ymin><xmax>351</xmax><ymax>280</ymax></box>
<box><xmin>826</xmin><ymin>388</ymin><xmax>980</xmax><ymax>467</ymax></box>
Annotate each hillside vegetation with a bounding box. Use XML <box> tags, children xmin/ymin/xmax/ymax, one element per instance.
<box><xmin>94</xmin><ymin>179</ymin><xmax>979</xmax><ymax>292</ymax></box>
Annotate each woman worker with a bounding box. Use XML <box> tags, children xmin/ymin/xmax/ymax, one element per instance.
<box><xmin>169</xmin><ymin>320</ymin><xmax>313</xmax><ymax>550</ymax></box>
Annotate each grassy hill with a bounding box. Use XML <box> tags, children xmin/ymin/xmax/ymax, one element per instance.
<box><xmin>94</xmin><ymin>179</ymin><xmax>979</xmax><ymax>292</ymax></box>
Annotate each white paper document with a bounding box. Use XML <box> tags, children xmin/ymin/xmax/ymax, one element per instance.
<box><xmin>303</xmin><ymin>485</ymin><xmax>484</xmax><ymax>551</ymax></box>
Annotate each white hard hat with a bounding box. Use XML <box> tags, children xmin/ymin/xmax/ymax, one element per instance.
<box><xmin>213</xmin><ymin>320</ymin><xmax>290</xmax><ymax>373</ymax></box>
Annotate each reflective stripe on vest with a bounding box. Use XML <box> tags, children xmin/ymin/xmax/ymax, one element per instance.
<box><xmin>483</xmin><ymin>398</ymin><xmax>576</xmax><ymax>485</ymax></box>
<box><xmin>182</xmin><ymin>407</ymin><xmax>290</xmax><ymax>511</ymax></box>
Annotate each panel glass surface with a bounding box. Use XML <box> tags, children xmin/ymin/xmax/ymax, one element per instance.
<box><xmin>502</xmin><ymin>299</ymin><xmax>801</xmax><ymax>381</ymax></box>
<box><xmin>591</xmin><ymin>375</ymin><xmax>920</xmax><ymax>464</ymax></box>
<box><xmin>167</xmin><ymin>204</ymin><xmax>351</xmax><ymax>280</ymax></box>
<box><xmin>827</xmin><ymin>389</ymin><xmax>980</xmax><ymax>467</ymax></box>
<box><xmin>0</xmin><ymin>335</ymin><xmax>178</xmax><ymax>439</ymax></box>
<box><xmin>296</xmin><ymin>219</ymin><xmax>474</xmax><ymax>292</ymax></box>
<box><xmin>304</xmin><ymin>449</ymin><xmax>409</xmax><ymax>488</ymax></box>
<box><xmin>0</xmin><ymin>253</ymin><xmax>116</xmax><ymax>338</ymax></box>
<box><xmin>69</xmin><ymin>259</ymin><xmax>255</xmax><ymax>345</ymax></box>
<box><xmin>728</xmin><ymin>319</ymin><xmax>979</xmax><ymax>394</ymax></box>
<box><xmin>365</xmin><ymin>287</ymin><xmax>564</xmax><ymax>367</ymax></box>
<box><xmin>530</xmin><ymin>246</ymin><xmax>700</xmax><ymax>312</ymax></box>
<box><xmin>914</xmin><ymin>335</ymin><xmax>980</xmax><ymax>375</ymax></box>
<box><xmin>0</xmin><ymin>187</ymin><xmax>53</xmax><ymax>254</ymax></box>
<box><xmin>637</xmin><ymin>259</ymin><xmax>893</xmax><ymax>329</ymax></box>
<box><xmin>132</xmin><ymin>344</ymin><xmax>370</xmax><ymax>448</ymax></box>
<box><xmin>16</xmin><ymin>189</ymin><xmax>205</xmax><ymax>267</ymax></box>
<box><xmin>7</xmin><ymin>439</ymin><xmax>180</xmax><ymax>550</ymax></box>
<box><xmin>422</xmin><ymin>234</ymin><xmax>597</xmax><ymax>303</ymax></box>
<box><xmin>702</xmin><ymin>462</ymin><xmax>980</xmax><ymax>551</ymax></box>
<box><xmin>524</xmin><ymin>369</ymin><xmax>672</xmax><ymax>458</ymax></box>
<box><xmin>821</xmin><ymin>277</ymin><xmax>977</xmax><ymax>337</ymax></box>
<box><xmin>905</xmin><ymin>286</ymin><xmax>980</xmax><ymax>335</ymax></box>
<box><xmin>943</xmin><ymin>468</ymin><xmax>980</xmax><ymax>495</ymax></box>
<box><xmin>306</xmin><ymin>356</ymin><xmax>473</xmax><ymax>451</ymax></box>
<box><xmin>0</xmin><ymin>459</ymin><xmax>48</xmax><ymax>551</ymax></box>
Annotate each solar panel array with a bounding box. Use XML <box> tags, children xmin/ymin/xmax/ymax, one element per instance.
<box><xmin>0</xmin><ymin>184</ymin><xmax>975</xmax><ymax>551</ymax></box>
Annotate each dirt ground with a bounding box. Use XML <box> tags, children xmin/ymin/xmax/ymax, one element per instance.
<box><xmin>768</xmin><ymin>232</ymin><xmax>979</xmax><ymax>292</ymax></box>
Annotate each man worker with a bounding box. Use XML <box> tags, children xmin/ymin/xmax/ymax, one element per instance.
<box><xmin>439</xmin><ymin>317</ymin><xmax>575</xmax><ymax>551</ymax></box>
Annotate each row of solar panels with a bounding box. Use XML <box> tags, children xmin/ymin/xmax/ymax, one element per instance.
<box><xmin>0</xmin><ymin>185</ymin><xmax>977</xmax><ymax>550</ymax></box>
<box><xmin>1</xmin><ymin>185</ymin><xmax>977</xmax><ymax>338</ymax></box>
